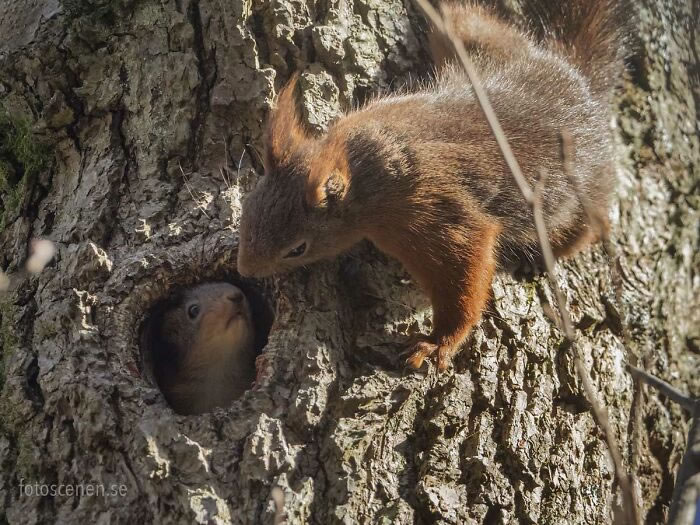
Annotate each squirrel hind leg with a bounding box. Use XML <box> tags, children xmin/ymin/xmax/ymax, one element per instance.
<box><xmin>404</xmin><ymin>337</ymin><xmax>439</xmax><ymax>370</ymax></box>
<box><xmin>550</xmin><ymin>213</ymin><xmax>610</xmax><ymax>260</ymax></box>
<box><xmin>504</xmin><ymin>214</ymin><xmax>610</xmax><ymax>278</ymax></box>
<box><xmin>405</xmin><ymin>340</ymin><xmax>460</xmax><ymax>372</ymax></box>
<box><xmin>551</xmin><ymin>227</ymin><xmax>596</xmax><ymax>260</ymax></box>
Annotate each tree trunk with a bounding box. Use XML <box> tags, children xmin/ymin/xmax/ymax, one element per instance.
<box><xmin>0</xmin><ymin>0</ymin><xmax>697</xmax><ymax>523</ymax></box>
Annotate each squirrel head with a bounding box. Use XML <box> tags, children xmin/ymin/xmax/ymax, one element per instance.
<box><xmin>237</xmin><ymin>75</ymin><xmax>355</xmax><ymax>278</ymax></box>
<box><xmin>151</xmin><ymin>282</ymin><xmax>256</xmax><ymax>414</ymax></box>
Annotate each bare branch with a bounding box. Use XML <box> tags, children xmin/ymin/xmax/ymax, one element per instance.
<box><xmin>627</xmin><ymin>363</ymin><xmax>700</xmax><ymax>525</ymax></box>
<box><xmin>560</xmin><ymin>130</ymin><xmax>609</xmax><ymax>240</ymax></box>
<box><xmin>179</xmin><ymin>162</ymin><xmax>211</xmax><ymax>219</ymax></box>
<box><xmin>561</xmin><ymin>131</ymin><xmax>648</xmax><ymax>512</ymax></box>
<box><xmin>534</xmin><ymin>171</ymin><xmax>575</xmax><ymax>340</ymax></box>
<box><xmin>626</xmin><ymin>363</ymin><xmax>696</xmax><ymax>412</ymax></box>
<box><xmin>668</xmin><ymin>413</ymin><xmax>700</xmax><ymax>525</ymax></box>
<box><xmin>574</xmin><ymin>357</ymin><xmax>639</xmax><ymax>520</ymax></box>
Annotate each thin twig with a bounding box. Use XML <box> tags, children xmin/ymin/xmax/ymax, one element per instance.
<box><xmin>560</xmin><ymin>130</ymin><xmax>609</xmax><ymax>240</ymax></box>
<box><xmin>561</xmin><ymin>130</ymin><xmax>649</xmax><ymax>516</ymax></box>
<box><xmin>573</xmin><ymin>357</ymin><xmax>640</xmax><ymax>520</ymax></box>
<box><xmin>237</xmin><ymin>148</ymin><xmax>246</xmax><ymax>176</ymax></box>
<box><xmin>562</xmin><ymin>128</ymin><xmax>647</xmax><ymax>506</ymax></box>
<box><xmin>220</xmin><ymin>165</ymin><xmax>232</xmax><ymax>191</ymax></box>
<box><xmin>627</xmin><ymin>363</ymin><xmax>699</xmax><ymax>525</ymax></box>
<box><xmin>179</xmin><ymin>163</ymin><xmax>211</xmax><ymax>219</ymax></box>
<box><xmin>668</xmin><ymin>413</ymin><xmax>700</xmax><ymax>525</ymax></box>
<box><xmin>539</xmin><ymin>179</ymin><xmax>639</xmax><ymax>524</ymax></box>
<box><xmin>246</xmin><ymin>142</ymin><xmax>265</xmax><ymax>170</ymax></box>
<box><xmin>220</xmin><ymin>135</ymin><xmax>233</xmax><ymax>190</ymax></box>
<box><xmin>534</xmin><ymin>170</ymin><xmax>575</xmax><ymax>339</ymax></box>
<box><xmin>411</xmin><ymin>1</ymin><xmax>641</xmax><ymax>523</ymax></box>
<box><xmin>626</xmin><ymin>363</ymin><xmax>695</xmax><ymax>413</ymax></box>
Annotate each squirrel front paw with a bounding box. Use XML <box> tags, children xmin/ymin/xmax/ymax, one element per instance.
<box><xmin>405</xmin><ymin>338</ymin><xmax>454</xmax><ymax>371</ymax></box>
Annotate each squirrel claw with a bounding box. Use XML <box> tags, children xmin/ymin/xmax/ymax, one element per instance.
<box><xmin>405</xmin><ymin>340</ymin><xmax>438</xmax><ymax>370</ymax></box>
<box><xmin>405</xmin><ymin>340</ymin><xmax>454</xmax><ymax>371</ymax></box>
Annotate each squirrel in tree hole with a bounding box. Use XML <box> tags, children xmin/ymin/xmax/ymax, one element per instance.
<box><xmin>147</xmin><ymin>282</ymin><xmax>256</xmax><ymax>415</ymax></box>
<box><xmin>237</xmin><ymin>0</ymin><xmax>631</xmax><ymax>370</ymax></box>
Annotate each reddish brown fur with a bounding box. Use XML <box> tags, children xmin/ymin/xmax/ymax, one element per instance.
<box><xmin>550</xmin><ymin>214</ymin><xmax>610</xmax><ymax>259</ymax></box>
<box><xmin>429</xmin><ymin>3</ymin><xmax>531</xmax><ymax>66</ymax></box>
<box><xmin>266</xmin><ymin>73</ymin><xmax>310</xmax><ymax>170</ymax></box>
<box><xmin>307</xmin><ymin>135</ymin><xmax>351</xmax><ymax>207</ymax></box>
<box><xmin>237</xmin><ymin>0</ymin><xmax>630</xmax><ymax>370</ymax></box>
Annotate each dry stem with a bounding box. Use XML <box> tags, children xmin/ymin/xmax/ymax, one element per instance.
<box><xmin>628</xmin><ymin>363</ymin><xmax>699</xmax><ymax>524</ymax></box>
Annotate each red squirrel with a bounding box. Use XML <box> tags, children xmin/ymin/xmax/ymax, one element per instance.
<box><xmin>237</xmin><ymin>0</ymin><xmax>630</xmax><ymax>370</ymax></box>
<box><xmin>146</xmin><ymin>283</ymin><xmax>256</xmax><ymax>414</ymax></box>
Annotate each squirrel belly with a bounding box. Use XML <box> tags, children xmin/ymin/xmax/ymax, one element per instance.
<box><xmin>237</xmin><ymin>0</ymin><xmax>630</xmax><ymax>370</ymax></box>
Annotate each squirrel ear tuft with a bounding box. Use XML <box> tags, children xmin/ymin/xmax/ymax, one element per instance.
<box><xmin>307</xmin><ymin>168</ymin><xmax>348</xmax><ymax>208</ymax></box>
<box><xmin>265</xmin><ymin>73</ymin><xmax>308</xmax><ymax>171</ymax></box>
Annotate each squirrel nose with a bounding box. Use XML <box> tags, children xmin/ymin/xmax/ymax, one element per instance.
<box><xmin>227</xmin><ymin>290</ymin><xmax>244</xmax><ymax>304</ymax></box>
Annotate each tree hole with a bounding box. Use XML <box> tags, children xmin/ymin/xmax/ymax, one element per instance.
<box><xmin>139</xmin><ymin>277</ymin><xmax>274</xmax><ymax>415</ymax></box>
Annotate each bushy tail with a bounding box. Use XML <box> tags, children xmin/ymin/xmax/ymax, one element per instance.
<box><xmin>518</xmin><ymin>0</ymin><xmax>632</xmax><ymax>98</ymax></box>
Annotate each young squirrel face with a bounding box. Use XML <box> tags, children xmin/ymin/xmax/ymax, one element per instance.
<box><xmin>237</xmin><ymin>76</ymin><xmax>354</xmax><ymax>278</ymax></box>
<box><xmin>152</xmin><ymin>282</ymin><xmax>257</xmax><ymax>414</ymax></box>
<box><xmin>160</xmin><ymin>283</ymin><xmax>254</xmax><ymax>368</ymax></box>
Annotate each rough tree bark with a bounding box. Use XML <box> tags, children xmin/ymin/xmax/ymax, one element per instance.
<box><xmin>0</xmin><ymin>0</ymin><xmax>697</xmax><ymax>523</ymax></box>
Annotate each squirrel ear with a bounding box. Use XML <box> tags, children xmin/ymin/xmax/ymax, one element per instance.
<box><xmin>306</xmin><ymin>168</ymin><xmax>348</xmax><ymax>208</ymax></box>
<box><xmin>266</xmin><ymin>73</ymin><xmax>308</xmax><ymax>170</ymax></box>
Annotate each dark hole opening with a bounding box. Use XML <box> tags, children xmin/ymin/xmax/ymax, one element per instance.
<box><xmin>139</xmin><ymin>275</ymin><xmax>274</xmax><ymax>415</ymax></box>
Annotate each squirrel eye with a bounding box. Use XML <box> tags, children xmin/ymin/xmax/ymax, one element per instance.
<box><xmin>284</xmin><ymin>242</ymin><xmax>307</xmax><ymax>259</ymax></box>
<box><xmin>187</xmin><ymin>304</ymin><xmax>200</xmax><ymax>319</ymax></box>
